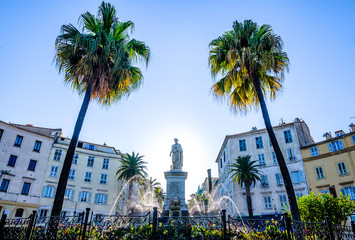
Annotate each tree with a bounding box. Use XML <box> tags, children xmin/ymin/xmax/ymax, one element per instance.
<box><xmin>230</xmin><ymin>155</ymin><xmax>260</xmax><ymax>218</ymax></box>
<box><xmin>297</xmin><ymin>192</ymin><xmax>355</xmax><ymax>224</ymax></box>
<box><xmin>116</xmin><ymin>152</ymin><xmax>148</xmax><ymax>203</ymax></box>
<box><xmin>208</xmin><ymin>20</ymin><xmax>301</xmax><ymax>221</ymax></box>
<box><xmin>153</xmin><ymin>186</ymin><xmax>166</xmax><ymax>209</ymax></box>
<box><xmin>51</xmin><ymin>2</ymin><xmax>150</xmax><ymax>218</ymax></box>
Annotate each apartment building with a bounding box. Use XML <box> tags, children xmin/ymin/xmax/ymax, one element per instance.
<box><xmin>0</xmin><ymin>121</ymin><xmax>61</xmax><ymax>218</ymax></box>
<box><xmin>214</xmin><ymin>118</ymin><xmax>314</xmax><ymax>218</ymax></box>
<box><xmin>38</xmin><ymin>137</ymin><xmax>124</xmax><ymax>217</ymax></box>
<box><xmin>301</xmin><ymin>124</ymin><xmax>355</xmax><ymax>199</ymax></box>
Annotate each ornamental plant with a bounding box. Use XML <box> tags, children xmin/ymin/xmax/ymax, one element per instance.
<box><xmin>297</xmin><ymin>192</ymin><xmax>355</xmax><ymax>224</ymax></box>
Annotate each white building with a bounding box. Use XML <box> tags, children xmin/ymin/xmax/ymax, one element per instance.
<box><xmin>38</xmin><ymin>137</ymin><xmax>124</xmax><ymax>217</ymax></box>
<box><xmin>0</xmin><ymin>121</ymin><xmax>61</xmax><ymax>218</ymax></box>
<box><xmin>215</xmin><ymin>119</ymin><xmax>314</xmax><ymax>218</ymax></box>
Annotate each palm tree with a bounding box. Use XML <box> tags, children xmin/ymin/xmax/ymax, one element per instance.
<box><xmin>116</xmin><ymin>152</ymin><xmax>148</xmax><ymax>203</ymax></box>
<box><xmin>208</xmin><ymin>20</ymin><xmax>301</xmax><ymax>221</ymax></box>
<box><xmin>51</xmin><ymin>2</ymin><xmax>150</xmax><ymax>218</ymax></box>
<box><xmin>138</xmin><ymin>177</ymin><xmax>161</xmax><ymax>198</ymax></box>
<box><xmin>230</xmin><ymin>155</ymin><xmax>260</xmax><ymax>218</ymax></box>
<box><xmin>153</xmin><ymin>186</ymin><xmax>166</xmax><ymax>209</ymax></box>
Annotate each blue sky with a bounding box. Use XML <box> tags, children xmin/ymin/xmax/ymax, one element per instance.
<box><xmin>1</xmin><ymin>0</ymin><xmax>355</xmax><ymax>198</ymax></box>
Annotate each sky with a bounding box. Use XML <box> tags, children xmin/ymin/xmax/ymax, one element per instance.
<box><xmin>1</xmin><ymin>0</ymin><xmax>355</xmax><ymax>199</ymax></box>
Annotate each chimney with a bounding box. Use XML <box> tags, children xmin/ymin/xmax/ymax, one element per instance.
<box><xmin>349</xmin><ymin>123</ymin><xmax>355</xmax><ymax>132</ymax></box>
<box><xmin>323</xmin><ymin>132</ymin><xmax>332</xmax><ymax>140</ymax></box>
<box><xmin>207</xmin><ymin>169</ymin><xmax>212</xmax><ymax>194</ymax></box>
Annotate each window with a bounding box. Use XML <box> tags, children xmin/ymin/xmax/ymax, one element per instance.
<box><xmin>276</xmin><ymin>173</ymin><xmax>284</xmax><ymax>185</ymax></box>
<box><xmin>28</xmin><ymin>160</ymin><xmax>37</xmax><ymax>171</ymax></box>
<box><xmin>21</xmin><ymin>182</ymin><xmax>31</xmax><ymax>195</ymax></box>
<box><xmin>33</xmin><ymin>141</ymin><xmax>42</xmax><ymax>152</ymax></box>
<box><xmin>49</xmin><ymin>166</ymin><xmax>59</xmax><ymax>177</ymax></box>
<box><xmin>284</xmin><ymin>130</ymin><xmax>293</xmax><ymax>143</ymax></box>
<box><xmin>340</xmin><ymin>187</ymin><xmax>355</xmax><ymax>200</ymax></box>
<box><xmin>65</xmin><ymin>189</ymin><xmax>74</xmax><ymax>200</ymax></box>
<box><xmin>296</xmin><ymin>191</ymin><xmax>304</xmax><ymax>199</ymax></box>
<box><xmin>14</xmin><ymin>135</ymin><xmax>23</xmax><ymax>147</ymax></box>
<box><xmin>8</xmin><ymin>155</ymin><xmax>17</xmax><ymax>167</ymax></box>
<box><xmin>287</xmin><ymin>148</ymin><xmax>296</xmax><ymax>160</ymax></box>
<box><xmin>310</xmin><ymin>146</ymin><xmax>319</xmax><ymax>157</ymax></box>
<box><xmin>43</xmin><ymin>186</ymin><xmax>54</xmax><ymax>198</ymax></box>
<box><xmin>15</xmin><ymin>208</ymin><xmax>24</xmax><ymax>218</ymax></box>
<box><xmin>53</xmin><ymin>149</ymin><xmax>62</xmax><ymax>161</ymax></box>
<box><xmin>292</xmin><ymin>171</ymin><xmax>304</xmax><ymax>184</ymax></box>
<box><xmin>0</xmin><ymin>129</ymin><xmax>4</xmax><ymax>141</ymax></box>
<box><xmin>80</xmin><ymin>191</ymin><xmax>91</xmax><ymax>202</ymax></box>
<box><xmin>84</xmin><ymin>172</ymin><xmax>92</xmax><ymax>182</ymax></box>
<box><xmin>258</xmin><ymin>154</ymin><xmax>265</xmax><ymax>166</ymax></box>
<box><xmin>239</xmin><ymin>139</ymin><xmax>246</xmax><ymax>151</ymax></box>
<box><xmin>264</xmin><ymin>196</ymin><xmax>272</xmax><ymax>209</ymax></box>
<box><xmin>328</xmin><ymin>140</ymin><xmax>344</xmax><ymax>152</ymax></box>
<box><xmin>39</xmin><ymin>209</ymin><xmax>48</xmax><ymax>217</ymax></box>
<box><xmin>255</xmin><ymin>137</ymin><xmax>263</xmax><ymax>149</ymax></box>
<box><xmin>87</xmin><ymin>156</ymin><xmax>94</xmax><ymax>167</ymax></box>
<box><xmin>88</xmin><ymin>144</ymin><xmax>95</xmax><ymax>150</ymax></box>
<box><xmin>337</xmin><ymin>162</ymin><xmax>348</xmax><ymax>175</ymax></box>
<box><xmin>100</xmin><ymin>174</ymin><xmax>108</xmax><ymax>184</ymax></box>
<box><xmin>95</xmin><ymin>193</ymin><xmax>108</xmax><ymax>205</ymax></box>
<box><xmin>69</xmin><ymin>169</ymin><xmax>76</xmax><ymax>180</ymax></box>
<box><xmin>72</xmin><ymin>153</ymin><xmax>79</xmax><ymax>164</ymax></box>
<box><xmin>223</xmin><ymin>152</ymin><xmax>226</xmax><ymax>162</ymax></box>
<box><xmin>315</xmin><ymin>167</ymin><xmax>324</xmax><ymax>179</ymax></box>
<box><xmin>102</xmin><ymin>159</ymin><xmax>109</xmax><ymax>169</ymax></box>
<box><xmin>279</xmin><ymin>194</ymin><xmax>288</xmax><ymax>209</ymax></box>
<box><xmin>0</xmin><ymin>179</ymin><xmax>10</xmax><ymax>192</ymax></box>
<box><xmin>272</xmin><ymin>152</ymin><xmax>277</xmax><ymax>165</ymax></box>
<box><xmin>220</xmin><ymin>159</ymin><xmax>222</xmax><ymax>168</ymax></box>
<box><xmin>261</xmin><ymin>175</ymin><xmax>269</xmax><ymax>186</ymax></box>
<box><xmin>352</xmin><ymin>135</ymin><xmax>355</xmax><ymax>145</ymax></box>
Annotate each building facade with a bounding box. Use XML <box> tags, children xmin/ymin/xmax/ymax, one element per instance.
<box><xmin>214</xmin><ymin>119</ymin><xmax>314</xmax><ymax>218</ymax></box>
<box><xmin>0</xmin><ymin>121</ymin><xmax>61</xmax><ymax>218</ymax></box>
<box><xmin>300</xmin><ymin>124</ymin><xmax>355</xmax><ymax>199</ymax></box>
<box><xmin>38</xmin><ymin>137</ymin><xmax>124</xmax><ymax>217</ymax></box>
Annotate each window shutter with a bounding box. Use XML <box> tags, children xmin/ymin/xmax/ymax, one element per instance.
<box><xmin>78</xmin><ymin>191</ymin><xmax>82</xmax><ymax>202</ymax></box>
<box><xmin>42</xmin><ymin>186</ymin><xmax>47</xmax><ymax>197</ymax></box>
<box><xmin>52</xmin><ymin>187</ymin><xmax>57</xmax><ymax>198</ymax></box>
<box><xmin>70</xmin><ymin>190</ymin><xmax>75</xmax><ymax>201</ymax></box>
<box><xmin>88</xmin><ymin>192</ymin><xmax>92</xmax><ymax>203</ymax></box>
<box><xmin>338</xmin><ymin>140</ymin><xmax>344</xmax><ymax>150</ymax></box>
<box><xmin>104</xmin><ymin>194</ymin><xmax>108</xmax><ymax>205</ymax></box>
<box><xmin>94</xmin><ymin>193</ymin><xmax>98</xmax><ymax>204</ymax></box>
<box><xmin>299</xmin><ymin>171</ymin><xmax>304</xmax><ymax>182</ymax></box>
<box><xmin>340</xmin><ymin>188</ymin><xmax>346</xmax><ymax>196</ymax></box>
<box><xmin>328</xmin><ymin>143</ymin><xmax>334</xmax><ymax>152</ymax></box>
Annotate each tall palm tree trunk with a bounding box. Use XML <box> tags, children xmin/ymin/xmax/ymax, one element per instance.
<box><xmin>245</xmin><ymin>182</ymin><xmax>253</xmax><ymax>219</ymax></box>
<box><xmin>253</xmin><ymin>79</ymin><xmax>301</xmax><ymax>222</ymax></box>
<box><xmin>51</xmin><ymin>83</ymin><xmax>92</xmax><ymax>217</ymax></box>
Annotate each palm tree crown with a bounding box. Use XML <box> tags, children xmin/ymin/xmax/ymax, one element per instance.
<box><xmin>116</xmin><ymin>152</ymin><xmax>148</xmax><ymax>181</ymax></box>
<box><xmin>208</xmin><ymin>19</ymin><xmax>288</xmax><ymax>113</ymax></box>
<box><xmin>230</xmin><ymin>155</ymin><xmax>261</xmax><ymax>187</ymax></box>
<box><xmin>55</xmin><ymin>1</ymin><xmax>150</xmax><ymax>105</ymax></box>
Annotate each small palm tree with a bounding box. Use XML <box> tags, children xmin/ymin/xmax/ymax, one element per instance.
<box><xmin>230</xmin><ymin>155</ymin><xmax>260</xmax><ymax>219</ymax></box>
<box><xmin>208</xmin><ymin>20</ymin><xmax>301</xmax><ymax>221</ymax></box>
<box><xmin>116</xmin><ymin>152</ymin><xmax>148</xmax><ymax>203</ymax></box>
<box><xmin>51</xmin><ymin>2</ymin><xmax>150</xmax><ymax>217</ymax></box>
<box><xmin>153</xmin><ymin>186</ymin><xmax>166</xmax><ymax>209</ymax></box>
<box><xmin>138</xmin><ymin>177</ymin><xmax>160</xmax><ymax>198</ymax></box>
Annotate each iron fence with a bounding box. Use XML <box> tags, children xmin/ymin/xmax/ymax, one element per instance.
<box><xmin>0</xmin><ymin>208</ymin><xmax>354</xmax><ymax>240</ymax></box>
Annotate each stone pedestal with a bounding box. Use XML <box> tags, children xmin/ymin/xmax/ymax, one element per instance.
<box><xmin>162</xmin><ymin>170</ymin><xmax>189</xmax><ymax>217</ymax></box>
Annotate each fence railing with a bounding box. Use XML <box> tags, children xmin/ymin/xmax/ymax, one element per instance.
<box><xmin>0</xmin><ymin>208</ymin><xmax>354</xmax><ymax>240</ymax></box>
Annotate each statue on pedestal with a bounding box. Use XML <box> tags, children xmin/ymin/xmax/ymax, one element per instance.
<box><xmin>170</xmin><ymin>138</ymin><xmax>183</xmax><ymax>170</ymax></box>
